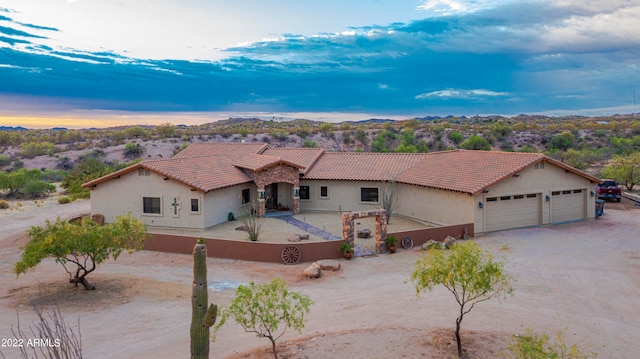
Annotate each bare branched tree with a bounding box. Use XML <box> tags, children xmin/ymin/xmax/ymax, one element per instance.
<box><xmin>2</xmin><ymin>286</ymin><xmax>82</xmax><ymax>359</ymax></box>
<box><xmin>380</xmin><ymin>180</ymin><xmax>400</xmax><ymax>224</ymax></box>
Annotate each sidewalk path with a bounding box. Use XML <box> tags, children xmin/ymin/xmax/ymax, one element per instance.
<box><xmin>276</xmin><ymin>215</ymin><xmax>376</xmax><ymax>256</ymax></box>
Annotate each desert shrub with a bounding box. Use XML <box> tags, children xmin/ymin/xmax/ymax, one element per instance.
<box><xmin>124</xmin><ymin>142</ymin><xmax>145</xmax><ymax>158</ymax></box>
<box><xmin>342</xmin><ymin>131</ymin><xmax>352</xmax><ymax>144</ymax></box>
<box><xmin>0</xmin><ymin>154</ymin><xmax>10</xmax><ymax>166</ymax></box>
<box><xmin>549</xmin><ymin>131</ymin><xmax>576</xmax><ymax>151</ymax></box>
<box><xmin>354</xmin><ymin>127</ymin><xmax>367</xmax><ymax>142</ymax></box>
<box><xmin>302</xmin><ymin>140</ymin><xmax>317</xmax><ymax>148</ymax></box>
<box><xmin>58</xmin><ymin>196</ymin><xmax>71</xmax><ymax>204</ymax></box>
<box><xmin>448</xmin><ymin>132</ymin><xmax>464</xmax><ymax>144</ymax></box>
<box><xmin>509</xmin><ymin>329</ymin><xmax>598</xmax><ymax>359</ymax></box>
<box><xmin>270</xmin><ymin>129</ymin><xmax>288</xmax><ymax>142</ymax></box>
<box><xmin>371</xmin><ymin>130</ymin><xmax>396</xmax><ymax>152</ymax></box>
<box><xmin>0</xmin><ymin>200</ymin><xmax>9</xmax><ymax>209</ymax></box>
<box><xmin>319</xmin><ymin>122</ymin><xmax>335</xmax><ymax>139</ymax></box>
<box><xmin>0</xmin><ymin>169</ymin><xmax>55</xmax><ymax>197</ymax></box>
<box><xmin>20</xmin><ymin>141</ymin><xmax>59</xmax><ymax>158</ymax></box>
<box><xmin>156</xmin><ymin>123</ymin><xmax>177</xmax><ymax>138</ymax></box>
<box><xmin>460</xmin><ymin>135</ymin><xmax>491</xmax><ymax>150</ymax></box>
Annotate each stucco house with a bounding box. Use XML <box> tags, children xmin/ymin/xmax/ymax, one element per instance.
<box><xmin>82</xmin><ymin>142</ymin><xmax>600</xmax><ymax>234</ymax></box>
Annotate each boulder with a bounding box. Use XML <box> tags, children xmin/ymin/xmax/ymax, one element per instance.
<box><xmin>298</xmin><ymin>234</ymin><xmax>310</xmax><ymax>240</ymax></box>
<box><xmin>444</xmin><ymin>235</ymin><xmax>457</xmax><ymax>249</ymax></box>
<box><xmin>302</xmin><ymin>263</ymin><xmax>321</xmax><ymax>279</ymax></box>
<box><xmin>288</xmin><ymin>234</ymin><xmax>301</xmax><ymax>242</ymax></box>
<box><xmin>235</xmin><ymin>225</ymin><xmax>247</xmax><ymax>231</ymax></box>
<box><xmin>316</xmin><ymin>260</ymin><xmax>341</xmax><ymax>271</ymax></box>
<box><xmin>357</xmin><ymin>228</ymin><xmax>371</xmax><ymax>238</ymax></box>
<box><xmin>422</xmin><ymin>239</ymin><xmax>446</xmax><ymax>250</ymax></box>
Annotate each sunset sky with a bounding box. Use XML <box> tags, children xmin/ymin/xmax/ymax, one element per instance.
<box><xmin>1</xmin><ymin>1</ymin><xmax>639</xmax><ymax>128</ymax></box>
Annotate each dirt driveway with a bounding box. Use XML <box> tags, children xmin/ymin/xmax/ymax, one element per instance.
<box><xmin>0</xmin><ymin>198</ymin><xmax>639</xmax><ymax>358</ymax></box>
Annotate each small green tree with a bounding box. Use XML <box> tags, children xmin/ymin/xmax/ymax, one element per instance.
<box><xmin>601</xmin><ymin>152</ymin><xmax>640</xmax><ymax>190</ymax></box>
<box><xmin>216</xmin><ymin>277</ymin><xmax>313</xmax><ymax>359</ymax></box>
<box><xmin>0</xmin><ymin>169</ymin><xmax>55</xmax><ymax>197</ymax></box>
<box><xmin>460</xmin><ymin>135</ymin><xmax>491</xmax><ymax>150</ymax></box>
<box><xmin>448</xmin><ymin>132</ymin><xmax>464</xmax><ymax>145</ymax></box>
<box><xmin>15</xmin><ymin>214</ymin><xmax>148</xmax><ymax>290</ymax></box>
<box><xmin>549</xmin><ymin>131</ymin><xmax>575</xmax><ymax>151</ymax></box>
<box><xmin>509</xmin><ymin>328</ymin><xmax>598</xmax><ymax>359</ymax></box>
<box><xmin>411</xmin><ymin>241</ymin><xmax>513</xmax><ymax>358</ymax></box>
<box><xmin>156</xmin><ymin>122</ymin><xmax>176</xmax><ymax>138</ymax></box>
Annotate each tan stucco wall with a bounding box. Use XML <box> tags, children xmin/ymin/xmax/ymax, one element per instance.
<box><xmin>89</xmin><ymin>170</ymin><xmax>207</xmax><ymax>229</ymax></box>
<box><xmin>203</xmin><ymin>183</ymin><xmax>257</xmax><ymax>228</ymax></box>
<box><xmin>298</xmin><ymin>180</ymin><xmax>387</xmax><ymax>213</ymax></box>
<box><xmin>395</xmin><ymin>184</ymin><xmax>474</xmax><ymax>226</ymax></box>
<box><xmin>298</xmin><ymin>180</ymin><xmax>473</xmax><ymax>226</ymax></box>
<box><xmin>473</xmin><ymin>162</ymin><xmax>597</xmax><ymax>233</ymax></box>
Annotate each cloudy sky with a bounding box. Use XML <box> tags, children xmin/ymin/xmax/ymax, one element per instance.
<box><xmin>1</xmin><ymin>0</ymin><xmax>639</xmax><ymax>127</ymax></box>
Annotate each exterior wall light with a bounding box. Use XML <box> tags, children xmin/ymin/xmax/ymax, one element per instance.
<box><xmin>478</xmin><ymin>201</ymin><xmax>483</xmax><ymax>209</ymax></box>
<box><xmin>545</xmin><ymin>195</ymin><xmax>550</xmax><ymax>202</ymax></box>
<box><xmin>590</xmin><ymin>190</ymin><xmax>595</xmax><ymax>197</ymax></box>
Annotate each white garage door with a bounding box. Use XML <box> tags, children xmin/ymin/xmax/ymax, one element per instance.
<box><xmin>485</xmin><ymin>193</ymin><xmax>540</xmax><ymax>232</ymax></box>
<box><xmin>551</xmin><ymin>189</ymin><xmax>585</xmax><ymax>223</ymax></box>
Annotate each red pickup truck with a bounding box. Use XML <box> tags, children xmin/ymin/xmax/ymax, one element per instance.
<box><xmin>596</xmin><ymin>179</ymin><xmax>622</xmax><ymax>202</ymax></box>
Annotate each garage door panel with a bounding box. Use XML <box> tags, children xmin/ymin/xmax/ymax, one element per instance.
<box><xmin>551</xmin><ymin>190</ymin><xmax>585</xmax><ymax>223</ymax></box>
<box><xmin>486</xmin><ymin>194</ymin><xmax>540</xmax><ymax>232</ymax></box>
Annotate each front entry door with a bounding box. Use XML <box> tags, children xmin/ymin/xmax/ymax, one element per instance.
<box><xmin>265</xmin><ymin>183</ymin><xmax>278</xmax><ymax>210</ymax></box>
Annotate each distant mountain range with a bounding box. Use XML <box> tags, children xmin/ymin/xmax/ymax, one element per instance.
<box><xmin>0</xmin><ymin>126</ymin><xmax>28</xmax><ymax>131</ymax></box>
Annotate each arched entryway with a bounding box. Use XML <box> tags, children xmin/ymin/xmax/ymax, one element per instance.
<box><xmin>233</xmin><ymin>154</ymin><xmax>305</xmax><ymax>217</ymax></box>
<box><xmin>342</xmin><ymin>209</ymin><xmax>388</xmax><ymax>254</ymax></box>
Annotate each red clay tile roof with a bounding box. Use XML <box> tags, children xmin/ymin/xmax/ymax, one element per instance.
<box><xmin>262</xmin><ymin>147</ymin><xmax>324</xmax><ymax>174</ymax></box>
<box><xmin>303</xmin><ymin>149</ymin><xmax>599</xmax><ymax>195</ymax></box>
<box><xmin>233</xmin><ymin>153</ymin><xmax>306</xmax><ymax>172</ymax></box>
<box><xmin>303</xmin><ymin>152</ymin><xmax>430</xmax><ymax>181</ymax></box>
<box><xmin>83</xmin><ymin>143</ymin><xmax>600</xmax><ymax>195</ymax></box>
<box><xmin>172</xmin><ymin>142</ymin><xmax>267</xmax><ymax>160</ymax></box>
<box><xmin>398</xmin><ymin>150</ymin><xmax>541</xmax><ymax>194</ymax></box>
<box><xmin>83</xmin><ymin>154</ymin><xmax>252</xmax><ymax>192</ymax></box>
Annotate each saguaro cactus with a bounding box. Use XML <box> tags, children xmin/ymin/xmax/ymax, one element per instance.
<box><xmin>191</xmin><ymin>238</ymin><xmax>217</xmax><ymax>359</ymax></box>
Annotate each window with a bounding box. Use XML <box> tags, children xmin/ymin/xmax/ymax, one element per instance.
<box><xmin>299</xmin><ymin>186</ymin><xmax>310</xmax><ymax>200</ymax></box>
<box><xmin>562</xmin><ymin>190</ymin><xmax>572</xmax><ymax>195</ymax></box>
<box><xmin>552</xmin><ymin>191</ymin><xmax>560</xmax><ymax>196</ymax></box>
<box><xmin>360</xmin><ymin>187</ymin><xmax>379</xmax><ymax>202</ymax></box>
<box><xmin>320</xmin><ymin>186</ymin><xmax>328</xmax><ymax>198</ymax></box>
<box><xmin>514</xmin><ymin>195</ymin><xmax>524</xmax><ymax>200</ymax></box>
<box><xmin>573</xmin><ymin>189</ymin><xmax>583</xmax><ymax>194</ymax></box>
<box><xmin>138</xmin><ymin>169</ymin><xmax>150</xmax><ymax>176</ymax></box>
<box><xmin>487</xmin><ymin>197</ymin><xmax>498</xmax><ymax>202</ymax></box>
<box><xmin>143</xmin><ymin>197</ymin><xmax>161</xmax><ymax>214</ymax></box>
<box><xmin>526</xmin><ymin>193</ymin><xmax>537</xmax><ymax>198</ymax></box>
<box><xmin>241</xmin><ymin>188</ymin><xmax>251</xmax><ymax>204</ymax></box>
<box><xmin>190</xmin><ymin>198</ymin><xmax>200</xmax><ymax>213</ymax></box>
<box><xmin>500</xmin><ymin>196</ymin><xmax>511</xmax><ymax>201</ymax></box>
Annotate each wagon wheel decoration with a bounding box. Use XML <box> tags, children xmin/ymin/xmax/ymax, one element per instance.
<box><xmin>401</xmin><ymin>236</ymin><xmax>413</xmax><ymax>249</ymax></box>
<box><xmin>281</xmin><ymin>246</ymin><xmax>302</xmax><ymax>265</ymax></box>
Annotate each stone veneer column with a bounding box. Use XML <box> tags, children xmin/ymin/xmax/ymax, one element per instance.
<box><xmin>257</xmin><ymin>187</ymin><xmax>266</xmax><ymax>217</ymax></box>
<box><xmin>342</xmin><ymin>213</ymin><xmax>354</xmax><ymax>244</ymax></box>
<box><xmin>375</xmin><ymin>212</ymin><xmax>388</xmax><ymax>253</ymax></box>
<box><xmin>293</xmin><ymin>186</ymin><xmax>300</xmax><ymax>214</ymax></box>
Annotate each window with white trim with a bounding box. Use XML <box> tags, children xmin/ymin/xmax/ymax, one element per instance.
<box><xmin>190</xmin><ymin>198</ymin><xmax>200</xmax><ymax>213</ymax></box>
<box><xmin>320</xmin><ymin>186</ymin><xmax>329</xmax><ymax>198</ymax></box>
<box><xmin>143</xmin><ymin>197</ymin><xmax>161</xmax><ymax>214</ymax></box>
<box><xmin>299</xmin><ymin>186</ymin><xmax>310</xmax><ymax>200</ymax></box>
<box><xmin>360</xmin><ymin>187</ymin><xmax>379</xmax><ymax>202</ymax></box>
